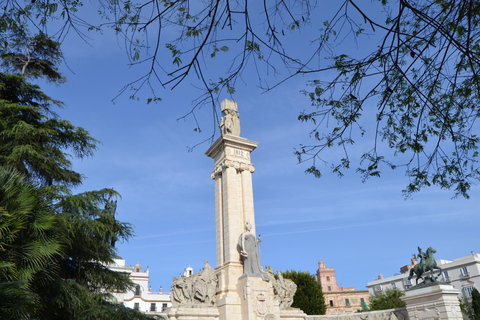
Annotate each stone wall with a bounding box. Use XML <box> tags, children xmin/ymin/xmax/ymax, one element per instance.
<box><xmin>306</xmin><ymin>308</ymin><xmax>408</xmax><ymax>320</ymax></box>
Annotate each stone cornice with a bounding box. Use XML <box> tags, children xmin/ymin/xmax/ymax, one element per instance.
<box><xmin>205</xmin><ymin>134</ymin><xmax>259</xmax><ymax>159</ymax></box>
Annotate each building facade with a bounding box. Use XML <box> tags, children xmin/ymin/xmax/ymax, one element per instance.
<box><xmin>366</xmin><ymin>252</ymin><xmax>480</xmax><ymax>301</ymax></box>
<box><xmin>316</xmin><ymin>260</ymin><xmax>370</xmax><ymax>314</ymax></box>
<box><xmin>108</xmin><ymin>259</ymin><xmax>172</xmax><ymax>316</ymax></box>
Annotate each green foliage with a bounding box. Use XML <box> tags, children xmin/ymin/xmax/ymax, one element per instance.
<box><xmin>473</xmin><ymin>288</ymin><xmax>480</xmax><ymax>320</ymax></box>
<box><xmin>54</xmin><ymin>189</ymin><xmax>134</xmax><ymax>292</ymax></box>
<box><xmin>0</xmin><ymin>73</ymin><xmax>99</xmax><ymax>187</ymax></box>
<box><xmin>369</xmin><ymin>288</ymin><xmax>406</xmax><ymax>311</ymax></box>
<box><xmin>0</xmin><ymin>167</ymin><xmax>148</xmax><ymax>320</ymax></box>
<box><xmin>0</xmin><ymin>18</ymin><xmax>155</xmax><ymax>318</ymax></box>
<box><xmin>1</xmin><ymin>31</ymin><xmax>65</xmax><ymax>83</ymax></box>
<box><xmin>0</xmin><ymin>167</ymin><xmax>61</xmax><ymax>319</ymax></box>
<box><xmin>299</xmin><ymin>0</ymin><xmax>480</xmax><ymax>198</ymax></box>
<box><xmin>281</xmin><ymin>270</ymin><xmax>326</xmax><ymax>315</ymax></box>
<box><xmin>34</xmin><ymin>189</ymin><xmax>142</xmax><ymax>320</ymax></box>
<box><xmin>3</xmin><ymin>0</ymin><xmax>479</xmax><ymax>196</ymax></box>
<box><xmin>460</xmin><ymin>296</ymin><xmax>475</xmax><ymax>320</ymax></box>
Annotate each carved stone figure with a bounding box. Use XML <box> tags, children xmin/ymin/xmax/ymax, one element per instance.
<box><xmin>265</xmin><ymin>266</ymin><xmax>297</xmax><ymax>308</ymax></box>
<box><xmin>170</xmin><ymin>260</ymin><xmax>218</xmax><ymax>307</ymax></box>
<box><xmin>171</xmin><ymin>276</ymin><xmax>186</xmax><ymax>305</ymax></box>
<box><xmin>408</xmin><ymin>246</ymin><xmax>443</xmax><ymax>285</ymax></box>
<box><xmin>202</xmin><ymin>260</ymin><xmax>217</xmax><ymax>305</ymax></box>
<box><xmin>238</xmin><ymin>222</ymin><xmax>270</xmax><ymax>281</ymax></box>
<box><xmin>219</xmin><ymin>99</ymin><xmax>240</xmax><ymax>136</ymax></box>
<box><xmin>276</xmin><ymin>270</ymin><xmax>296</xmax><ymax>308</ymax></box>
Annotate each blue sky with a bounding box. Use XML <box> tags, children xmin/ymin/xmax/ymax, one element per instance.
<box><xmin>34</xmin><ymin>1</ymin><xmax>480</xmax><ymax>293</ymax></box>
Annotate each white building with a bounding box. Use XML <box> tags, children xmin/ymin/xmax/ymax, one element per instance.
<box><xmin>108</xmin><ymin>259</ymin><xmax>172</xmax><ymax>315</ymax></box>
<box><xmin>367</xmin><ymin>252</ymin><xmax>480</xmax><ymax>300</ymax></box>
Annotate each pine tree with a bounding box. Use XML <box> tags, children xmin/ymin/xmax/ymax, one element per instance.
<box><xmin>0</xmin><ymin>72</ymin><xmax>98</xmax><ymax>187</ymax></box>
<box><xmin>0</xmin><ymin>30</ymin><xmax>157</xmax><ymax>320</ymax></box>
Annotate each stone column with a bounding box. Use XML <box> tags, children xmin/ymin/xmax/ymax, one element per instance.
<box><xmin>206</xmin><ymin>128</ymin><xmax>259</xmax><ymax>320</ymax></box>
<box><xmin>401</xmin><ymin>284</ymin><xmax>463</xmax><ymax>320</ymax></box>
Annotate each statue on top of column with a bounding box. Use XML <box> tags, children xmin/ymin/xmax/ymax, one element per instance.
<box><xmin>219</xmin><ymin>99</ymin><xmax>240</xmax><ymax>136</ymax></box>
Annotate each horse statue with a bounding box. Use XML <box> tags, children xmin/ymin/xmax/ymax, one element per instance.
<box><xmin>408</xmin><ymin>247</ymin><xmax>442</xmax><ymax>285</ymax></box>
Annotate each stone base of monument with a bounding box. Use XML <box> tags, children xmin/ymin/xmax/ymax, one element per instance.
<box><xmin>238</xmin><ymin>275</ymin><xmax>280</xmax><ymax>320</ymax></box>
<box><xmin>237</xmin><ymin>275</ymin><xmax>307</xmax><ymax>320</ymax></box>
<box><xmin>166</xmin><ymin>306</ymin><xmax>220</xmax><ymax>320</ymax></box>
<box><xmin>401</xmin><ymin>283</ymin><xmax>462</xmax><ymax>320</ymax></box>
<box><xmin>279</xmin><ymin>307</ymin><xmax>307</xmax><ymax>320</ymax></box>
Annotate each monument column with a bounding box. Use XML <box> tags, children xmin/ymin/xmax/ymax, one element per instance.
<box><xmin>206</xmin><ymin>99</ymin><xmax>259</xmax><ymax>320</ymax></box>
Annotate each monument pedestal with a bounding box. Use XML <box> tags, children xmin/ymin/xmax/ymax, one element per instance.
<box><xmin>166</xmin><ymin>306</ymin><xmax>219</xmax><ymax>320</ymax></box>
<box><xmin>279</xmin><ymin>308</ymin><xmax>307</xmax><ymax>320</ymax></box>
<box><xmin>401</xmin><ymin>284</ymin><xmax>462</xmax><ymax>320</ymax></box>
<box><xmin>167</xmin><ymin>99</ymin><xmax>307</xmax><ymax>320</ymax></box>
<box><xmin>237</xmin><ymin>275</ymin><xmax>307</xmax><ymax>320</ymax></box>
<box><xmin>238</xmin><ymin>276</ymin><xmax>280</xmax><ymax>320</ymax></box>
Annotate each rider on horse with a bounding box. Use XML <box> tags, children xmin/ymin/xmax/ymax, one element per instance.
<box><xmin>408</xmin><ymin>247</ymin><xmax>442</xmax><ymax>285</ymax></box>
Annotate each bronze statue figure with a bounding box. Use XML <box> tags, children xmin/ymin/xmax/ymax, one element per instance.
<box><xmin>408</xmin><ymin>247</ymin><xmax>442</xmax><ymax>285</ymax></box>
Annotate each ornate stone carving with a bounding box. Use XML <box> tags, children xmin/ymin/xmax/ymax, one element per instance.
<box><xmin>211</xmin><ymin>160</ymin><xmax>255</xmax><ymax>179</ymax></box>
<box><xmin>266</xmin><ymin>266</ymin><xmax>297</xmax><ymax>309</ymax></box>
<box><xmin>238</xmin><ymin>222</ymin><xmax>270</xmax><ymax>281</ymax></box>
<box><xmin>240</xmin><ymin>163</ymin><xmax>255</xmax><ymax>173</ymax></box>
<box><xmin>171</xmin><ymin>260</ymin><xmax>218</xmax><ymax>307</ymax></box>
<box><xmin>219</xmin><ymin>99</ymin><xmax>240</xmax><ymax>136</ymax></box>
<box><xmin>254</xmin><ymin>292</ymin><xmax>268</xmax><ymax>318</ymax></box>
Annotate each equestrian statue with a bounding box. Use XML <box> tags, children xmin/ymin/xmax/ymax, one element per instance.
<box><xmin>408</xmin><ymin>246</ymin><xmax>442</xmax><ymax>285</ymax></box>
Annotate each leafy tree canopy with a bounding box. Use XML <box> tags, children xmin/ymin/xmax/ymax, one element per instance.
<box><xmin>0</xmin><ymin>26</ymin><xmax>156</xmax><ymax>320</ymax></box>
<box><xmin>0</xmin><ymin>166</ymin><xmax>61</xmax><ymax>320</ymax></box>
<box><xmin>0</xmin><ymin>72</ymin><xmax>98</xmax><ymax>187</ymax></box>
<box><xmin>281</xmin><ymin>270</ymin><xmax>326</xmax><ymax>315</ymax></box>
<box><xmin>3</xmin><ymin>0</ymin><xmax>479</xmax><ymax>198</ymax></box>
<box><xmin>369</xmin><ymin>288</ymin><xmax>406</xmax><ymax>311</ymax></box>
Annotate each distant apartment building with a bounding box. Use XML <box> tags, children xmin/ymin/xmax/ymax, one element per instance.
<box><xmin>366</xmin><ymin>252</ymin><xmax>480</xmax><ymax>301</ymax></box>
<box><xmin>108</xmin><ymin>259</ymin><xmax>172</xmax><ymax>316</ymax></box>
<box><xmin>316</xmin><ymin>259</ymin><xmax>370</xmax><ymax>314</ymax></box>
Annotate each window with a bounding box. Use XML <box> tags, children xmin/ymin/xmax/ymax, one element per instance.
<box><xmin>134</xmin><ymin>303</ymin><xmax>140</xmax><ymax>310</ymax></box>
<box><xmin>403</xmin><ymin>279</ymin><xmax>412</xmax><ymax>289</ymax></box>
<box><xmin>345</xmin><ymin>299</ymin><xmax>350</xmax><ymax>307</ymax></box>
<box><xmin>150</xmin><ymin>303</ymin><xmax>156</xmax><ymax>312</ymax></box>
<box><xmin>134</xmin><ymin>284</ymin><xmax>141</xmax><ymax>296</ymax></box>
<box><xmin>461</xmin><ymin>267</ymin><xmax>470</xmax><ymax>277</ymax></box>
<box><xmin>326</xmin><ymin>276</ymin><xmax>330</xmax><ymax>281</ymax></box>
<box><xmin>329</xmin><ymin>300</ymin><xmax>334</xmax><ymax>307</ymax></box>
<box><xmin>374</xmin><ymin>285</ymin><xmax>383</xmax><ymax>293</ymax></box>
<box><xmin>463</xmin><ymin>286</ymin><xmax>475</xmax><ymax>298</ymax></box>
<box><xmin>443</xmin><ymin>271</ymin><xmax>450</xmax><ymax>281</ymax></box>
<box><xmin>391</xmin><ymin>283</ymin><xmax>397</xmax><ymax>289</ymax></box>
<box><xmin>162</xmin><ymin>303</ymin><xmax>168</xmax><ymax>311</ymax></box>
<box><xmin>328</xmin><ymin>286</ymin><xmax>332</xmax><ymax>291</ymax></box>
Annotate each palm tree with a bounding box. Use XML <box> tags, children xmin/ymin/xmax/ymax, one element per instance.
<box><xmin>0</xmin><ymin>166</ymin><xmax>61</xmax><ymax>319</ymax></box>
